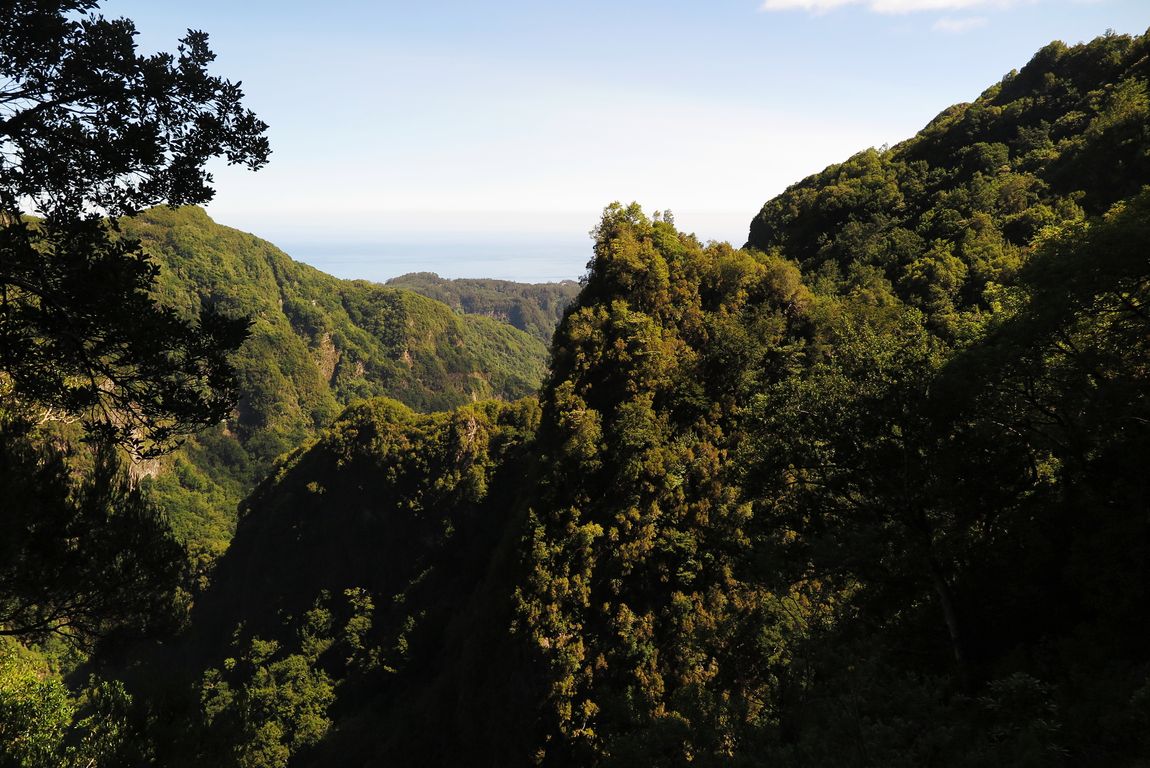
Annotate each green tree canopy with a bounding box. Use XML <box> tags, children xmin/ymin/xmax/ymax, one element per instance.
<box><xmin>0</xmin><ymin>0</ymin><xmax>268</xmax><ymax>455</ymax></box>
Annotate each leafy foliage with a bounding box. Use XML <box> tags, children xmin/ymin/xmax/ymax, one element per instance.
<box><xmin>0</xmin><ymin>416</ymin><xmax>184</xmax><ymax>645</ymax></box>
<box><xmin>0</xmin><ymin>636</ymin><xmax>140</xmax><ymax>768</ymax></box>
<box><xmin>0</xmin><ymin>2</ymin><xmax>262</xmax><ymax>761</ymax></box>
<box><xmin>0</xmin><ymin>216</ymin><xmax>250</xmax><ymax>456</ymax></box>
<box><xmin>0</xmin><ymin>1</ymin><xmax>268</xmax><ymax>217</ymax></box>
<box><xmin>1</xmin><ymin>0</ymin><xmax>267</xmax><ymax>455</ymax></box>
<box><xmin>196</xmin><ymin>626</ymin><xmax>335</xmax><ymax>768</ymax></box>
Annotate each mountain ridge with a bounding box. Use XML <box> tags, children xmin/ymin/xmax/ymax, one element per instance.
<box><xmin>154</xmin><ymin>28</ymin><xmax>1150</xmax><ymax>766</ymax></box>
<box><xmin>119</xmin><ymin>205</ymin><xmax>562</xmax><ymax>564</ymax></box>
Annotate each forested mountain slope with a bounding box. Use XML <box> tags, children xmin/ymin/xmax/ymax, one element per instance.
<box><xmin>154</xmin><ymin>29</ymin><xmax>1150</xmax><ymax>767</ymax></box>
<box><xmin>118</xmin><ymin>206</ymin><xmax>550</xmax><ymax>564</ymax></box>
<box><xmin>385</xmin><ymin>272</ymin><xmax>581</xmax><ymax>342</ymax></box>
<box><xmin>748</xmin><ymin>30</ymin><xmax>1150</xmax><ymax>339</ymax></box>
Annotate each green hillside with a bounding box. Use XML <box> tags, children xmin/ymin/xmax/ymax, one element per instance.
<box><xmin>118</xmin><ymin>206</ymin><xmax>550</xmax><ymax>564</ymax></box>
<box><xmin>385</xmin><ymin>272</ymin><xmax>581</xmax><ymax>342</ymax></box>
<box><xmin>748</xmin><ymin>31</ymin><xmax>1150</xmax><ymax>340</ymax></box>
<box><xmin>6</xmin><ymin>23</ymin><xmax>1150</xmax><ymax>768</ymax></box>
<box><xmin>144</xmin><ymin>29</ymin><xmax>1150</xmax><ymax>767</ymax></box>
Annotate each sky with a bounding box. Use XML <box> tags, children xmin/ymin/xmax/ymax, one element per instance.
<box><xmin>102</xmin><ymin>0</ymin><xmax>1149</xmax><ymax>282</ymax></box>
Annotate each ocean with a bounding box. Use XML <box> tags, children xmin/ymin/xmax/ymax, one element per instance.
<box><xmin>278</xmin><ymin>235</ymin><xmax>591</xmax><ymax>285</ymax></box>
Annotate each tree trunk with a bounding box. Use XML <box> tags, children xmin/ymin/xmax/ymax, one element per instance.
<box><xmin>927</xmin><ymin>555</ymin><xmax>970</xmax><ymax>686</ymax></box>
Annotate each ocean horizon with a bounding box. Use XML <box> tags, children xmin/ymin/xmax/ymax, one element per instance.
<box><xmin>277</xmin><ymin>234</ymin><xmax>592</xmax><ymax>285</ymax></box>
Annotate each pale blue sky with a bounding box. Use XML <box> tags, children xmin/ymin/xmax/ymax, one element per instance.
<box><xmin>102</xmin><ymin>0</ymin><xmax>1149</xmax><ymax>280</ymax></box>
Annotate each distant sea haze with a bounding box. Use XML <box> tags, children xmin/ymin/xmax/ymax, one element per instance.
<box><xmin>280</xmin><ymin>235</ymin><xmax>591</xmax><ymax>285</ymax></box>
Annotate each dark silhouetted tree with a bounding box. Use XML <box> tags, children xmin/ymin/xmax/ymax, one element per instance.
<box><xmin>1</xmin><ymin>0</ymin><xmax>269</xmax><ymax>455</ymax></box>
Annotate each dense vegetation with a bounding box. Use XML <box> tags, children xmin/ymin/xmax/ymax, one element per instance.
<box><xmin>748</xmin><ymin>30</ymin><xmax>1150</xmax><ymax>340</ymax></box>
<box><xmin>96</xmin><ymin>28</ymin><xmax>1149</xmax><ymax>767</ymax></box>
<box><xmin>4</xmin><ymin>18</ymin><xmax>1150</xmax><ymax>768</ymax></box>
<box><xmin>119</xmin><ymin>206</ymin><xmax>551</xmax><ymax>565</ymax></box>
<box><xmin>1</xmin><ymin>2</ymin><xmax>266</xmax><ymax>763</ymax></box>
<box><xmin>145</xmin><ymin>397</ymin><xmax>544</xmax><ymax>766</ymax></box>
<box><xmin>385</xmin><ymin>272</ymin><xmax>580</xmax><ymax>342</ymax></box>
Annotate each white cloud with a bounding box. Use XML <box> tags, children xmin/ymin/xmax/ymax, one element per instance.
<box><xmin>762</xmin><ymin>0</ymin><xmax>1024</xmax><ymax>13</ymax></box>
<box><xmin>932</xmin><ymin>15</ymin><xmax>989</xmax><ymax>31</ymax></box>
